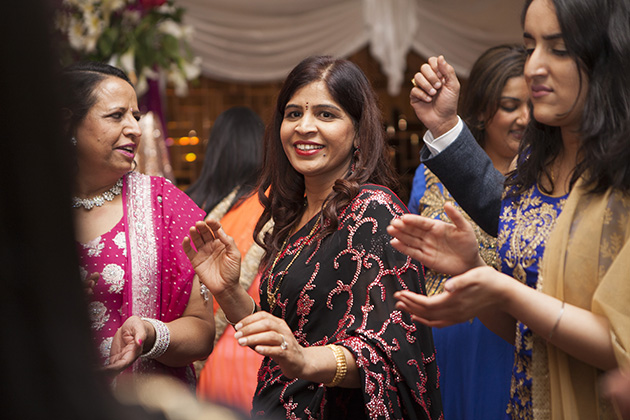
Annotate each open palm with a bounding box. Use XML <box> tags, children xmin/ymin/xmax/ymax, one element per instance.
<box><xmin>388</xmin><ymin>203</ymin><xmax>483</xmax><ymax>275</ymax></box>
<box><xmin>183</xmin><ymin>219</ymin><xmax>242</xmax><ymax>297</ymax></box>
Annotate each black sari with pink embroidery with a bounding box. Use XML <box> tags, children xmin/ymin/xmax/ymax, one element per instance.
<box><xmin>253</xmin><ymin>185</ymin><xmax>443</xmax><ymax>420</ymax></box>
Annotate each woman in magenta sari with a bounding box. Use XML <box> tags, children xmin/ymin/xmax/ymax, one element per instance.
<box><xmin>62</xmin><ymin>62</ymin><xmax>214</xmax><ymax>387</ymax></box>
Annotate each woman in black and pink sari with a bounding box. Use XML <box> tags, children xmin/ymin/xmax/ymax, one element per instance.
<box><xmin>185</xmin><ymin>56</ymin><xmax>442</xmax><ymax>419</ymax></box>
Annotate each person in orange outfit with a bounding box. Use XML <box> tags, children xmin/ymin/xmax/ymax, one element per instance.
<box><xmin>186</xmin><ymin>107</ymin><xmax>267</xmax><ymax>414</ymax></box>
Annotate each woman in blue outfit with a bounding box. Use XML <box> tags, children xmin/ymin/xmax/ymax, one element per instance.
<box><xmin>390</xmin><ymin>0</ymin><xmax>630</xmax><ymax>418</ymax></box>
<box><xmin>407</xmin><ymin>44</ymin><xmax>528</xmax><ymax>420</ymax></box>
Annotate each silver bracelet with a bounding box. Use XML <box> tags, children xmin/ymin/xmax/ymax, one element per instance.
<box><xmin>548</xmin><ymin>302</ymin><xmax>565</xmax><ymax>341</ymax></box>
<box><xmin>223</xmin><ymin>295</ymin><xmax>257</xmax><ymax>326</ymax></box>
<box><xmin>141</xmin><ymin>317</ymin><xmax>170</xmax><ymax>359</ymax></box>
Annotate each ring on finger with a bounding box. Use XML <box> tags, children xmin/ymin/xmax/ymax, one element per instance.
<box><xmin>279</xmin><ymin>334</ymin><xmax>288</xmax><ymax>350</ymax></box>
<box><xmin>411</xmin><ymin>77</ymin><xmax>417</xmax><ymax>87</ymax></box>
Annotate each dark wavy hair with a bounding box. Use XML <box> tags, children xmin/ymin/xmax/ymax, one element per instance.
<box><xmin>186</xmin><ymin>106</ymin><xmax>264</xmax><ymax>214</ymax></box>
<box><xmin>506</xmin><ymin>0</ymin><xmax>630</xmax><ymax>195</ymax></box>
<box><xmin>253</xmin><ymin>56</ymin><xmax>399</xmax><ymax>269</ymax></box>
<box><xmin>59</xmin><ymin>61</ymin><xmax>133</xmax><ymax>140</ymax></box>
<box><xmin>461</xmin><ymin>44</ymin><xmax>527</xmax><ymax>148</ymax></box>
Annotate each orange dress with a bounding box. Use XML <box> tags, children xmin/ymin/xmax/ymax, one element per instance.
<box><xmin>197</xmin><ymin>192</ymin><xmax>265</xmax><ymax>414</ymax></box>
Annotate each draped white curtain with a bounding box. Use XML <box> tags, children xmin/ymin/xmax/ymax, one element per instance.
<box><xmin>178</xmin><ymin>0</ymin><xmax>523</xmax><ymax>95</ymax></box>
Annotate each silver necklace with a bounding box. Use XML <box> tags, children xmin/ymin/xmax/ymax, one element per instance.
<box><xmin>73</xmin><ymin>178</ymin><xmax>123</xmax><ymax>210</ymax></box>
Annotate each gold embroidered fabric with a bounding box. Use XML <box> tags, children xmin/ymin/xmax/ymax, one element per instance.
<box><xmin>534</xmin><ymin>179</ymin><xmax>630</xmax><ymax>420</ymax></box>
<box><xmin>495</xmin><ymin>184</ymin><xmax>566</xmax><ymax>420</ymax></box>
<box><xmin>418</xmin><ymin>167</ymin><xmax>499</xmax><ymax>296</ymax></box>
<box><xmin>496</xmin><ymin>185</ymin><xmax>566</xmax><ymax>285</ymax></box>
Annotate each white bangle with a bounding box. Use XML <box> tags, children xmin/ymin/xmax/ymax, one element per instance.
<box><xmin>141</xmin><ymin>317</ymin><xmax>170</xmax><ymax>359</ymax></box>
<box><xmin>223</xmin><ymin>295</ymin><xmax>257</xmax><ymax>326</ymax></box>
<box><xmin>548</xmin><ymin>302</ymin><xmax>565</xmax><ymax>341</ymax></box>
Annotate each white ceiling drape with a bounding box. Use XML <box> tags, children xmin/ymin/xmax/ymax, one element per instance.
<box><xmin>178</xmin><ymin>0</ymin><xmax>523</xmax><ymax>95</ymax></box>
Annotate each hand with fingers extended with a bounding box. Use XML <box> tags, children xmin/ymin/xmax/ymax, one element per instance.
<box><xmin>182</xmin><ymin>219</ymin><xmax>242</xmax><ymax>297</ymax></box>
<box><xmin>233</xmin><ymin>311</ymin><xmax>307</xmax><ymax>380</ymax></box>
<box><xmin>103</xmin><ymin>315</ymin><xmax>147</xmax><ymax>374</ymax></box>
<box><xmin>410</xmin><ymin>55</ymin><xmax>460</xmax><ymax>137</ymax></box>
<box><xmin>394</xmin><ymin>266</ymin><xmax>509</xmax><ymax>328</ymax></box>
<box><xmin>387</xmin><ymin>202</ymin><xmax>484</xmax><ymax>276</ymax></box>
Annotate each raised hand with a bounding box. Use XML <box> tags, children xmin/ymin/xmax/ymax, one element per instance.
<box><xmin>387</xmin><ymin>202</ymin><xmax>484</xmax><ymax>276</ymax></box>
<box><xmin>182</xmin><ymin>219</ymin><xmax>242</xmax><ymax>298</ymax></box>
<box><xmin>410</xmin><ymin>55</ymin><xmax>460</xmax><ymax>137</ymax></box>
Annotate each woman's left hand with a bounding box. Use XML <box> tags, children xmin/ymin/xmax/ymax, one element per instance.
<box><xmin>233</xmin><ymin>311</ymin><xmax>306</xmax><ymax>379</ymax></box>
<box><xmin>103</xmin><ymin>315</ymin><xmax>147</xmax><ymax>374</ymax></box>
<box><xmin>394</xmin><ymin>266</ymin><xmax>509</xmax><ymax>327</ymax></box>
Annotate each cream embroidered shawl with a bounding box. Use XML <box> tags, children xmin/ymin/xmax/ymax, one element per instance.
<box><xmin>533</xmin><ymin>179</ymin><xmax>630</xmax><ymax>419</ymax></box>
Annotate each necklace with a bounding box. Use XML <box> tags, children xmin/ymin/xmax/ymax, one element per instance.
<box><xmin>266</xmin><ymin>217</ymin><xmax>321</xmax><ymax>310</ymax></box>
<box><xmin>73</xmin><ymin>178</ymin><xmax>123</xmax><ymax>210</ymax></box>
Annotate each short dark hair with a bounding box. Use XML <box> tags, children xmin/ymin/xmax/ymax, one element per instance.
<box><xmin>461</xmin><ymin>44</ymin><xmax>527</xmax><ymax>148</ymax></box>
<box><xmin>59</xmin><ymin>62</ymin><xmax>134</xmax><ymax>139</ymax></box>
<box><xmin>186</xmin><ymin>106</ymin><xmax>264</xmax><ymax>214</ymax></box>
<box><xmin>254</xmin><ymin>56</ymin><xmax>399</xmax><ymax>269</ymax></box>
<box><xmin>509</xmin><ymin>0</ymin><xmax>630</xmax><ymax>195</ymax></box>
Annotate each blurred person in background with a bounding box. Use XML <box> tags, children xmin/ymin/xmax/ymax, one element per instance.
<box><xmin>187</xmin><ymin>106</ymin><xmax>267</xmax><ymax>414</ymax></box>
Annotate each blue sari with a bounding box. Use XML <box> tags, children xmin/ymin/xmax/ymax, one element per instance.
<box><xmin>409</xmin><ymin>164</ymin><xmax>513</xmax><ymax>420</ymax></box>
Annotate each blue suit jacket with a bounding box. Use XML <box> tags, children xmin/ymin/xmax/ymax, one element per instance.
<box><xmin>420</xmin><ymin>123</ymin><xmax>505</xmax><ymax>237</ymax></box>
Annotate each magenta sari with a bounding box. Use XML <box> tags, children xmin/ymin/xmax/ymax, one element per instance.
<box><xmin>80</xmin><ymin>172</ymin><xmax>205</xmax><ymax>386</ymax></box>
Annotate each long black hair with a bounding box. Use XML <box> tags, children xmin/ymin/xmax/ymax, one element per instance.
<box><xmin>253</xmin><ymin>56</ymin><xmax>399</xmax><ymax>270</ymax></box>
<box><xmin>186</xmin><ymin>107</ymin><xmax>264</xmax><ymax>214</ymax></box>
<box><xmin>506</xmin><ymin>0</ymin><xmax>630</xmax><ymax>195</ymax></box>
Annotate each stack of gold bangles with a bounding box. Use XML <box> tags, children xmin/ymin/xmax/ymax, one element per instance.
<box><xmin>325</xmin><ymin>344</ymin><xmax>348</xmax><ymax>387</ymax></box>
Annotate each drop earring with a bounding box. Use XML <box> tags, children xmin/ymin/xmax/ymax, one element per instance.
<box><xmin>71</xmin><ymin>136</ymin><xmax>77</xmax><ymax>146</ymax></box>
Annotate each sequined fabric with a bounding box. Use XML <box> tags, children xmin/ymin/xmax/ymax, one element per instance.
<box><xmin>498</xmin><ymin>185</ymin><xmax>566</xmax><ymax>420</ymax></box>
<box><xmin>78</xmin><ymin>172</ymin><xmax>205</xmax><ymax>387</ymax></box>
<box><xmin>254</xmin><ymin>185</ymin><xmax>442</xmax><ymax>420</ymax></box>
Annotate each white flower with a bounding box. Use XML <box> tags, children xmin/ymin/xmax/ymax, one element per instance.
<box><xmin>167</xmin><ymin>62</ymin><xmax>189</xmax><ymax>96</ymax></box>
<box><xmin>181</xmin><ymin>24</ymin><xmax>194</xmax><ymax>43</ymax></box>
<box><xmin>182</xmin><ymin>56</ymin><xmax>202</xmax><ymax>80</ymax></box>
<box><xmin>84</xmin><ymin>10</ymin><xmax>104</xmax><ymax>37</ymax></box>
<box><xmin>156</xmin><ymin>3</ymin><xmax>177</xmax><ymax>15</ymax></box>
<box><xmin>141</xmin><ymin>66</ymin><xmax>160</xmax><ymax>80</ymax></box>
<box><xmin>67</xmin><ymin>17</ymin><xmax>87</xmax><ymax>51</ymax></box>
<box><xmin>122</xmin><ymin>9</ymin><xmax>142</xmax><ymax>26</ymax></box>
<box><xmin>135</xmin><ymin>73</ymin><xmax>149</xmax><ymax>97</ymax></box>
<box><xmin>119</xmin><ymin>48</ymin><xmax>136</xmax><ymax>77</ymax></box>
<box><xmin>157</xmin><ymin>20</ymin><xmax>183</xmax><ymax>39</ymax></box>
<box><xmin>102</xmin><ymin>0</ymin><xmax>128</xmax><ymax>15</ymax></box>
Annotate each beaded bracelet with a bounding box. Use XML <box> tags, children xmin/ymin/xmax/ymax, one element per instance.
<box><xmin>223</xmin><ymin>295</ymin><xmax>257</xmax><ymax>326</ymax></box>
<box><xmin>141</xmin><ymin>317</ymin><xmax>170</xmax><ymax>359</ymax></box>
<box><xmin>325</xmin><ymin>344</ymin><xmax>347</xmax><ymax>387</ymax></box>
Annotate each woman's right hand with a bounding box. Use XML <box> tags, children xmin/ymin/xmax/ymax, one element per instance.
<box><xmin>410</xmin><ymin>55</ymin><xmax>460</xmax><ymax>137</ymax></box>
<box><xmin>183</xmin><ymin>219</ymin><xmax>242</xmax><ymax>298</ymax></box>
<box><xmin>387</xmin><ymin>202</ymin><xmax>484</xmax><ymax>275</ymax></box>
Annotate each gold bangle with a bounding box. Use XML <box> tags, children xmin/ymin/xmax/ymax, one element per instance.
<box><xmin>223</xmin><ymin>295</ymin><xmax>256</xmax><ymax>326</ymax></box>
<box><xmin>324</xmin><ymin>344</ymin><xmax>347</xmax><ymax>387</ymax></box>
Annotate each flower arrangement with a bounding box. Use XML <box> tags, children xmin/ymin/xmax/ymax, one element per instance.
<box><xmin>55</xmin><ymin>0</ymin><xmax>201</xmax><ymax>96</ymax></box>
